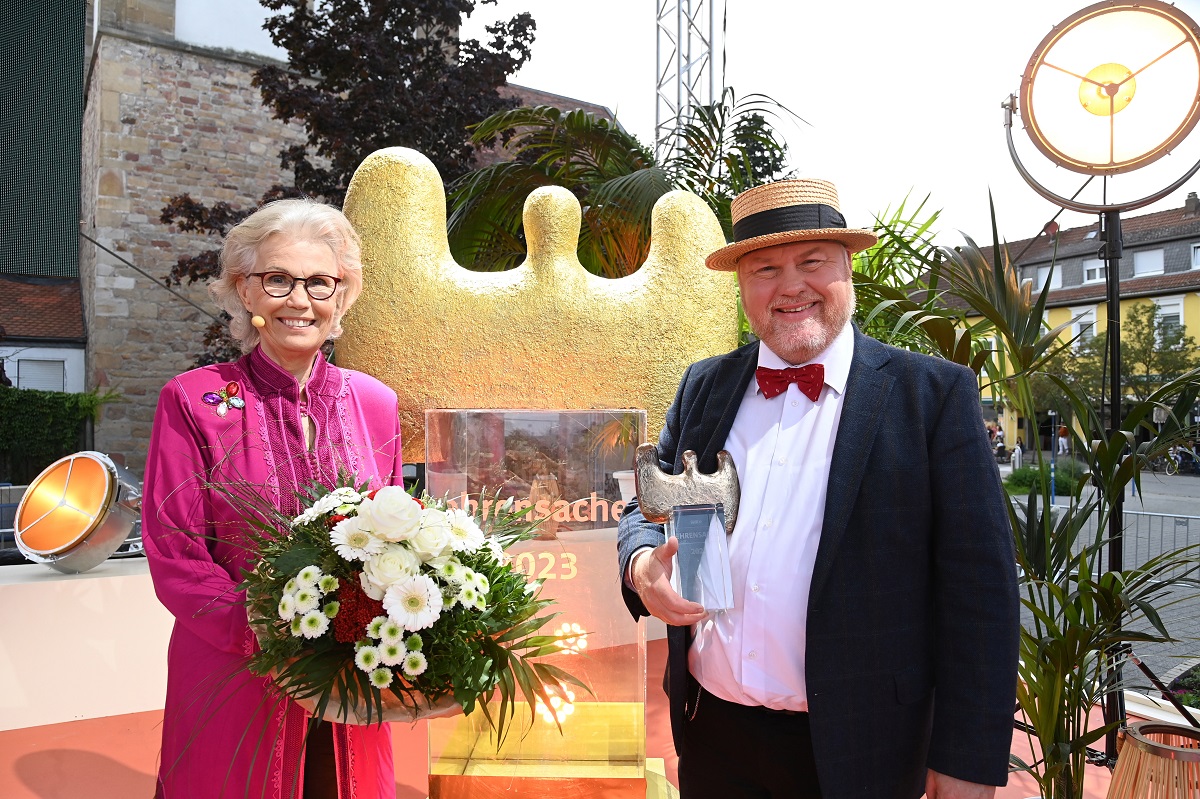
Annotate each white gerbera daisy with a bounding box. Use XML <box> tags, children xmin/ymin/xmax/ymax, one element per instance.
<box><xmin>355</xmin><ymin>645</ymin><xmax>381</xmax><ymax>672</ymax></box>
<box><xmin>366</xmin><ymin>616</ymin><xmax>388</xmax><ymax>639</ymax></box>
<box><xmin>318</xmin><ymin>575</ymin><xmax>340</xmax><ymax>593</ymax></box>
<box><xmin>299</xmin><ymin>610</ymin><xmax>330</xmax><ymax>639</ymax></box>
<box><xmin>369</xmin><ymin>667</ymin><xmax>394</xmax><ymax>689</ymax></box>
<box><xmin>294</xmin><ymin>588</ymin><xmax>320</xmax><ymax>614</ymax></box>
<box><xmin>380</xmin><ymin>620</ymin><xmax>404</xmax><ymax>644</ymax></box>
<box><xmin>296</xmin><ymin>566</ymin><xmax>322</xmax><ymax>587</ymax></box>
<box><xmin>383</xmin><ymin>574</ymin><xmax>444</xmax><ymax>632</ymax></box>
<box><xmin>405</xmin><ymin>633</ymin><xmax>423</xmax><ymax>651</ymax></box>
<box><xmin>278</xmin><ymin>594</ymin><xmax>297</xmax><ymax>621</ymax></box>
<box><xmin>446</xmin><ymin>508</ymin><xmax>485</xmax><ymax>553</ymax></box>
<box><xmin>380</xmin><ymin>642</ymin><xmax>405</xmax><ymax>666</ymax></box>
<box><xmin>330</xmin><ymin>516</ymin><xmax>384</xmax><ymax>562</ymax></box>
<box><xmin>401</xmin><ymin>651</ymin><xmax>428</xmax><ymax>677</ymax></box>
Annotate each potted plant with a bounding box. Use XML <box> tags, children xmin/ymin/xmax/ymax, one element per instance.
<box><xmin>854</xmin><ymin>206</ymin><xmax>1200</xmax><ymax>799</ymax></box>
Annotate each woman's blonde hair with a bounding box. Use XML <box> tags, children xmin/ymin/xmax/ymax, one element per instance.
<box><xmin>209</xmin><ymin>198</ymin><xmax>364</xmax><ymax>352</ymax></box>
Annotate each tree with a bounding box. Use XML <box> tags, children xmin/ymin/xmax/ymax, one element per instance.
<box><xmin>1055</xmin><ymin>302</ymin><xmax>1199</xmax><ymax>408</ymax></box>
<box><xmin>160</xmin><ymin>0</ymin><xmax>536</xmax><ymax>364</ymax></box>
<box><xmin>446</xmin><ymin>87</ymin><xmax>795</xmax><ymax>278</ymax></box>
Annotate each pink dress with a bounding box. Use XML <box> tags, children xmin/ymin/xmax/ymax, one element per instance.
<box><xmin>143</xmin><ymin>346</ymin><xmax>402</xmax><ymax>798</ymax></box>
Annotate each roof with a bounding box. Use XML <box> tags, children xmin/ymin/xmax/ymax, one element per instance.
<box><xmin>998</xmin><ymin>201</ymin><xmax>1200</xmax><ymax>266</ymax></box>
<box><xmin>0</xmin><ymin>275</ymin><xmax>85</xmax><ymax>342</ymax></box>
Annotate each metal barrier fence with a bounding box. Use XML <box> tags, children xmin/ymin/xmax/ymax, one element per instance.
<box><xmin>0</xmin><ymin>484</ymin><xmax>26</xmax><ymax>550</ymax></box>
<box><xmin>1068</xmin><ymin>508</ymin><xmax>1200</xmax><ymax>578</ymax></box>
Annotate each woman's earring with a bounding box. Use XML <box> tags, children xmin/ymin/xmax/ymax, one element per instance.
<box><xmin>251</xmin><ymin>315</ymin><xmax>266</xmax><ymax>329</ymax></box>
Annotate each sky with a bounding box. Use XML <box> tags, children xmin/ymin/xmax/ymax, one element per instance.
<box><xmin>461</xmin><ymin>0</ymin><xmax>1200</xmax><ymax>245</ymax></box>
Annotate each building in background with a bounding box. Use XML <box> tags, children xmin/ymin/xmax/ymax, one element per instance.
<box><xmin>985</xmin><ymin>193</ymin><xmax>1200</xmax><ymax>444</ymax></box>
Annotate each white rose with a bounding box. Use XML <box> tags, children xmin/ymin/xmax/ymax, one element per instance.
<box><xmin>410</xmin><ymin>508</ymin><xmax>452</xmax><ymax>560</ymax></box>
<box><xmin>359</xmin><ymin>486</ymin><xmax>422</xmax><ymax>542</ymax></box>
<box><xmin>362</xmin><ymin>543</ymin><xmax>421</xmax><ymax>593</ymax></box>
<box><xmin>360</xmin><ymin>571</ymin><xmax>384</xmax><ymax>601</ymax></box>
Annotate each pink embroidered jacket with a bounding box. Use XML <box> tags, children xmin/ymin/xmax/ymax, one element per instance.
<box><xmin>143</xmin><ymin>347</ymin><xmax>402</xmax><ymax>799</ymax></box>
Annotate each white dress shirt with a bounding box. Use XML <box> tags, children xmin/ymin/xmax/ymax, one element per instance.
<box><xmin>689</xmin><ymin>323</ymin><xmax>854</xmax><ymax>711</ymax></box>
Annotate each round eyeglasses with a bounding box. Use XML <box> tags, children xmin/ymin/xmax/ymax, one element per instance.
<box><xmin>250</xmin><ymin>271</ymin><xmax>342</xmax><ymax>300</ymax></box>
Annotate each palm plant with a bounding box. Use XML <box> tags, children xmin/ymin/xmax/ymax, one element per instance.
<box><xmin>854</xmin><ymin>202</ymin><xmax>1200</xmax><ymax>799</ymax></box>
<box><xmin>447</xmin><ymin>88</ymin><xmax>795</xmax><ymax>277</ymax></box>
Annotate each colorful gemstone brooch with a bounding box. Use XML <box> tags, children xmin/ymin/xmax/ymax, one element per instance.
<box><xmin>202</xmin><ymin>381</ymin><xmax>246</xmax><ymax>417</ymax></box>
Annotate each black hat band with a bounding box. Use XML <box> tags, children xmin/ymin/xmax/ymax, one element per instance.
<box><xmin>732</xmin><ymin>203</ymin><xmax>847</xmax><ymax>243</ymax></box>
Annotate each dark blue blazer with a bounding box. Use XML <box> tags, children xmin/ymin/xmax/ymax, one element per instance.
<box><xmin>617</xmin><ymin>329</ymin><xmax>1018</xmax><ymax>799</ymax></box>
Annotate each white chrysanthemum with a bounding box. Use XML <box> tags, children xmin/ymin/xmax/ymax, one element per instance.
<box><xmin>355</xmin><ymin>645</ymin><xmax>381</xmax><ymax>672</ymax></box>
<box><xmin>366</xmin><ymin>616</ymin><xmax>388</xmax><ymax>639</ymax></box>
<box><xmin>370</xmin><ymin>667</ymin><xmax>394</xmax><ymax>689</ymax></box>
<box><xmin>405</xmin><ymin>633</ymin><xmax>423</xmax><ymax>651</ymax></box>
<box><xmin>383</xmin><ymin>574</ymin><xmax>444</xmax><ymax>632</ymax></box>
<box><xmin>359</xmin><ymin>486</ymin><xmax>423</xmax><ymax>542</ymax></box>
<box><xmin>409</xmin><ymin>509</ymin><xmax>452</xmax><ymax>560</ymax></box>
<box><xmin>380</xmin><ymin>620</ymin><xmax>405</xmax><ymax>645</ymax></box>
<box><xmin>290</xmin><ymin>616</ymin><xmax>303</xmax><ymax>637</ymax></box>
<box><xmin>331</xmin><ymin>516</ymin><xmax>383</xmax><ymax>561</ymax></box>
<box><xmin>436</xmin><ymin>558</ymin><xmax>467</xmax><ymax>584</ymax></box>
<box><xmin>483</xmin><ymin>537</ymin><xmax>506</xmax><ymax>564</ymax></box>
<box><xmin>446</xmin><ymin>508</ymin><xmax>485</xmax><ymax>553</ymax></box>
<box><xmin>318</xmin><ymin>575</ymin><xmax>340</xmax><ymax>593</ymax></box>
<box><xmin>361</xmin><ymin>543</ymin><xmax>421</xmax><ymax>595</ymax></box>
<box><xmin>284</xmin><ymin>578</ymin><xmax>299</xmax><ymax>595</ymax></box>
<box><xmin>401</xmin><ymin>651</ymin><xmax>428</xmax><ymax>677</ymax></box>
<box><xmin>278</xmin><ymin>594</ymin><xmax>297</xmax><ymax>621</ymax></box>
<box><xmin>296</xmin><ymin>566</ymin><xmax>322</xmax><ymax>587</ymax></box>
<box><xmin>322</xmin><ymin>601</ymin><xmax>340</xmax><ymax>618</ymax></box>
<box><xmin>456</xmin><ymin>585</ymin><xmax>479</xmax><ymax>608</ymax></box>
<box><xmin>380</xmin><ymin>642</ymin><xmax>405</xmax><ymax>666</ymax></box>
<box><xmin>294</xmin><ymin>588</ymin><xmax>320</xmax><ymax>614</ymax></box>
<box><xmin>471</xmin><ymin>573</ymin><xmax>490</xmax><ymax>596</ymax></box>
<box><xmin>299</xmin><ymin>610</ymin><xmax>330</xmax><ymax>639</ymax></box>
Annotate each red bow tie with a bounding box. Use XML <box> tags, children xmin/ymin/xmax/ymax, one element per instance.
<box><xmin>756</xmin><ymin>364</ymin><xmax>824</xmax><ymax>401</ymax></box>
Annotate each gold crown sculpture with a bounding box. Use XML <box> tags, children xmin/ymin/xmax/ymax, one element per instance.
<box><xmin>340</xmin><ymin>147</ymin><xmax>739</xmax><ymax>463</ymax></box>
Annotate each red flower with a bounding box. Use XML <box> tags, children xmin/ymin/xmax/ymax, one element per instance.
<box><xmin>332</xmin><ymin>576</ymin><xmax>384</xmax><ymax>644</ymax></box>
<box><xmin>366</xmin><ymin>490</ymin><xmax>378</xmax><ymax>500</ymax></box>
<box><xmin>328</xmin><ymin>514</ymin><xmax>348</xmax><ymax>528</ymax></box>
<box><xmin>412</xmin><ymin>497</ymin><xmax>425</xmax><ymax>509</ymax></box>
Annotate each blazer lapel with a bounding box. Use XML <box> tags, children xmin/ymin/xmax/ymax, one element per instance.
<box><xmin>809</xmin><ymin>330</ymin><xmax>894</xmax><ymax>602</ymax></box>
<box><xmin>695</xmin><ymin>343</ymin><xmax>759</xmax><ymax>472</ymax></box>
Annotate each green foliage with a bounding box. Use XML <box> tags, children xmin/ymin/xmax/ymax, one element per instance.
<box><xmin>855</xmin><ymin>195</ymin><xmax>1200</xmax><ymax>799</ymax></box>
<box><xmin>1005</xmin><ymin>466</ymin><xmax>1041</xmax><ymax>492</ymax></box>
<box><xmin>0</xmin><ymin>386</ymin><xmax>117</xmax><ymax>484</ymax></box>
<box><xmin>447</xmin><ymin>87</ymin><xmax>795</xmax><ymax>277</ymax></box>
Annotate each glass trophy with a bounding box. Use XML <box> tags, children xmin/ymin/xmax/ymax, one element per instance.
<box><xmin>666</xmin><ymin>503</ymin><xmax>734</xmax><ymax>613</ymax></box>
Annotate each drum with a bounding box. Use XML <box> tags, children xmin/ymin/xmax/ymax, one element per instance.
<box><xmin>14</xmin><ymin>451</ymin><xmax>143</xmax><ymax>574</ymax></box>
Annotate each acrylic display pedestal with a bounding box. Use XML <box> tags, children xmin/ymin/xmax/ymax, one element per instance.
<box><xmin>426</xmin><ymin>409</ymin><xmax>650</xmax><ymax>798</ymax></box>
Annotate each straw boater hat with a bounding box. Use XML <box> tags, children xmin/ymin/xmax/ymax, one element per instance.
<box><xmin>705</xmin><ymin>178</ymin><xmax>878</xmax><ymax>271</ymax></box>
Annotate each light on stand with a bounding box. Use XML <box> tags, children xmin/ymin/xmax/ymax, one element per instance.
<box><xmin>1003</xmin><ymin>0</ymin><xmax>1200</xmax><ymax>763</ymax></box>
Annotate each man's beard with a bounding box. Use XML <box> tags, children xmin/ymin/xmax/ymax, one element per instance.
<box><xmin>753</xmin><ymin>288</ymin><xmax>856</xmax><ymax>365</ymax></box>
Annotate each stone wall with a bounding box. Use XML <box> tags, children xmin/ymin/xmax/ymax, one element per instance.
<box><xmin>82</xmin><ymin>31</ymin><xmax>308</xmax><ymax>473</ymax></box>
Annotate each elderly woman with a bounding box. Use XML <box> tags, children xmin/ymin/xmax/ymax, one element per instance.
<box><xmin>143</xmin><ymin>199</ymin><xmax>400</xmax><ymax>798</ymax></box>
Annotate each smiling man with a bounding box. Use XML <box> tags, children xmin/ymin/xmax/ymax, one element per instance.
<box><xmin>617</xmin><ymin>179</ymin><xmax>1018</xmax><ymax>799</ymax></box>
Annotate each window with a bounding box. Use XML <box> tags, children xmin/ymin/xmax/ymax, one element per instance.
<box><xmin>1083</xmin><ymin>258</ymin><xmax>1107</xmax><ymax>283</ymax></box>
<box><xmin>1071</xmin><ymin>306</ymin><xmax>1097</xmax><ymax>343</ymax></box>
<box><xmin>1036</xmin><ymin>265</ymin><xmax>1062</xmax><ymax>290</ymax></box>
<box><xmin>1191</xmin><ymin>243</ymin><xmax>1200</xmax><ymax>269</ymax></box>
<box><xmin>1155</xmin><ymin>297</ymin><xmax>1184</xmax><ymax>338</ymax></box>
<box><xmin>16</xmin><ymin>359</ymin><xmax>66</xmax><ymax>392</ymax></box>
<box><xmin>1133</xmin><ymin>249</ymin><xmax>1164</xmax><ymax>277</ymax></box>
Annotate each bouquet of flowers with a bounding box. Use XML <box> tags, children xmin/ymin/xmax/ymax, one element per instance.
<box><xmin>238</xmin><ymin>479</ymin><xmax>582</xmax><ymax>739</ymax></box>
